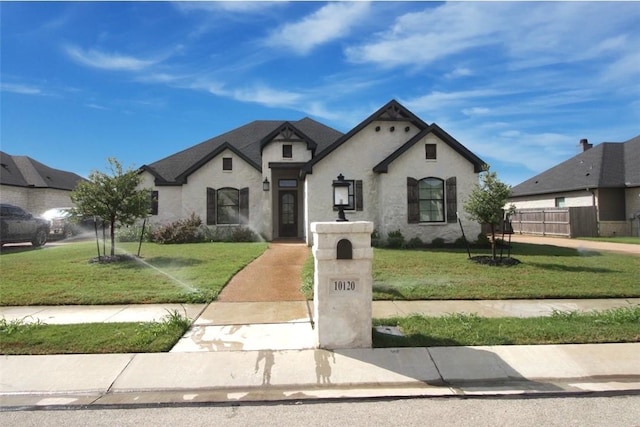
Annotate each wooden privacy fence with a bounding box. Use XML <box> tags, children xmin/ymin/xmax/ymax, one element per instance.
<box><xmin>510</xmin><ymin>206</ymin><xmax>597</xmax><ymax>238</ymax></box>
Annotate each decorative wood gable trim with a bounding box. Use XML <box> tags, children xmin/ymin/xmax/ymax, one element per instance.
<box><xmin>302</xmin><ymin>99</ymin><xmax>429</xmax><ymax>175</ymax></box>
<box><xmin>260</xmin><ymin>122</ymin><xmax>318</xmax><ymax>153</ymax></box>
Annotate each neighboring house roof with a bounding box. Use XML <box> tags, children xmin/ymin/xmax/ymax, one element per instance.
<box><xmin>141</xmin><ymin>118</ymin><xmax>343</xmax><ymax>185</ymax></box>
<box><xmin>373</xmin><ymin>123</ymin><xmax>486</xmax><ymax>174</ymax></box>
<box><xmin>510</xmin><ymin>134</ymin><xmax>640</xmax><ymax>197</ymax></box>
<box><xmin>0</xmin><ymin>151</ymin><xmax>85</xmax><ymax>191</ymax></box>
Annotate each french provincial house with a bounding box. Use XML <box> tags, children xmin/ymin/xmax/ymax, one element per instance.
<box><xmin>509</xmin><ymin>135</ymin><xmax>640</xmax><ymax>237</ymax></box>
<box><xmin>138</xmin><ymin>100</ymin><xmax>486</xmax><ymax>245</ymax></box>
<box><xmin>0</xmin><ymin>151</ymin><xmax>85</xmax><ymax>214</ymax></box>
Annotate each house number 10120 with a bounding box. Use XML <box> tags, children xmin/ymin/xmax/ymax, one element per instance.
<box><xmin>333</xmin><ymin>280</ymin><xmax>356</xmax><ymax>291</ymax></box>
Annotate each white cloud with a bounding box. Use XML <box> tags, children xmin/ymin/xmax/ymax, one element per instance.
<box><xmin>462</xmin><ymin>107</ymin><xmax>491</xmax><ymax>117</ymax></box>
<box><xmin>266</xmin><ymin>2</ymin><xmax>371</xmax><ymax>55</ymax></box>
<box><xmin>445</xmin><ymin>67</ymin><xmax>473</xmax><ymax>79</ymax></box>
<box><xmin>64</xmin><ymin>45</ymin><xmax>157</xmax><ymax>71</ymax></box>
<box><xmin>231</xmin><ymin>85</ymin><xmax>303</xmax><ymax>108</ymax></box>
<box><xmin>0</xmin><ymin>82</ymin><xmax>43</xmax><ymax>95</ymax></box>
<box><xmin>175</xmin><ymin>1</ymin><xmax>283</xmax><ymax>14</ymax></box>
<box><xmin>345</xmin><ymin>2</ymin><xmax>640</xmax><ymax>70</ymax></box>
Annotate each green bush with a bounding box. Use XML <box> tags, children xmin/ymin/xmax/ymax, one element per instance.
<box><xmin>430</xmin><ymin>237</ymin><xmax>446</xmax><ymax>248</ymax></box>
<box><xmin>116</xmin><ymin>223</ymin><xmax>153</xmax><ymax>242</ymax></box>
<box><xmin>453</xmin><ymin>236</ymin><xmax>468</xmax><ymax>248</ymax></box>
<box><xmin>405</xmin><ymin>237</ymin><xmax>424</xmax><ymax>249</ymax></box>
<box><xmin>150</xmin><ymin>213</ymin><xmax>208</xmax><ymax>244</ymax></box>
<box><xmin>476</xmin><ymin>232</ymin><xmax>490</xmax><ymax>247</ymax></box>
<box><xmin>386</xmin><ymin>230</ymin><xmax>405</xmax><ymax>249</ymax></box>
<box><xmin>209</xmin><ymin>226</ymin><xmax>260</xmax><ymax>242</ymax></box>
<box><xmin>371</xmin><ymin>229</ymin><xmax>382</xmax><ymax>248</ymax></box>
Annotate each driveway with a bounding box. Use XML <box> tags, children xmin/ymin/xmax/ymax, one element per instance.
<box><xmin>509</xmin><ymin>235</ymin><xmax>640</xmax><ymax>256</ymax></box>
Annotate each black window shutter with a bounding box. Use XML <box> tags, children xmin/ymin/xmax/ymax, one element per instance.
<box><xmin>206</xmin><ymin>187</ymin><xmax>216</xmax><ymax>225</ymax></box>
<box><xmin>446</xmin><ymin>177</ymin><xmax>457</xmax><ymax>223</ymax></box>
<box><xmin>355</xmin><ymin>180</ymin><xmax>363</xmax><ymax>211</ymax></box>
<box><xmin>239</xmin><ymin>187</ymin><xmax>249</xmax><ymax>224</ymax></box>
<box><xmin>150</xmin><ymin>191</ymin><xmax>159</xmax><ymax>215</ymax></box>
<box><xmin>407</xmin><ymin>177</ymin><xmax>419</xmax><ymax>224</ymax></box>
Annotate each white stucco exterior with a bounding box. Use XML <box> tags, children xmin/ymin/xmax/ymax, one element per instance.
<box><xmin>139</xmin><ymin>100</ymin><xmax>485</xmax><ymax>245</ymax></box>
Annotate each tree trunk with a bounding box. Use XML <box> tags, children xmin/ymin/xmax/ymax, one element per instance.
<box><xmin>490</xmin><ymin>223</ymin><xmax>497</xmax><ymax>260</ymax></box>
<box><xmin>110</xmin><ymin>218</ymin><xmax>116</xmax><ymax>256</ymax></box>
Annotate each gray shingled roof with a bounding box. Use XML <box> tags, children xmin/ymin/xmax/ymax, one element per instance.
<box><xmin>510</xmin><ymin>135</ymin><xmax>640</xmax><ymax>197</ymax></box>
<box><xmin>142</xmin><ymin>117</ymin><xmax>343</xmax><ymax>185</ymax></box>
<box><xmin>0</xmin><ymin>151</ymin><xmax>85</xmax><ymax>191</ymax></box>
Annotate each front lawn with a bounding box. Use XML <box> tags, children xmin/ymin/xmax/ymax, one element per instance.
<box><xmin>373</xmin><ymin>306</ymin><xmax>640</xmax><ymax>347</ymax></box>
<box><xmin>0</xmin><ymin>310</ymin><xmax>191</xmax><ymax>355</ymax></box>
<box><xmin>372</xmin><ymin>243</ymin><xmax>640</xmax><ymax>300</ymax></box>
<box><xmin>0</xmin><ymin>241</ymin><xmax>267</xmax><ymax>305</ymax></box>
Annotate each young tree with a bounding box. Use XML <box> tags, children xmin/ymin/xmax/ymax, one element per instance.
<box><xmin>464</xmin><ymin>165</ymin><xmax>514</xmax><ymax>260</ymax></box>
<box><xmin>71</xmin><ymin>158</ymin><xmax>151</xmax><ymax>256</ymax></box>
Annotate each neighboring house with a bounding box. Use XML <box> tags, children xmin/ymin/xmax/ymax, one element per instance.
<box><xmin>509</xmin><ymin>135</ymin><xmax>640</xmax><ymax>237</ymax></box>
<box><xmin>139</xmin><ymin>100</ymin><xmax>486</xmax><ymax>245</ymax></box>
<box><xmin>0</xmin><ymin>151</ymin><xmax>86</xmax><ymax>215</ymax></box>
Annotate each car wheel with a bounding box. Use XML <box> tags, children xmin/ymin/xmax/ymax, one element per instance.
<box><xmin>64</xmin><ymin>226</ymin><xmax>73</xmax><ymax>238</ymax></box>
<box><xmin>31</xmin><ymin>229</ymin><xmax>47</xmax><ymax>247</ymax></box>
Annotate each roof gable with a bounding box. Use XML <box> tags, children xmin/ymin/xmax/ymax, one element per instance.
<box><xmin>260</xmin><ymin>122</ymin><xmax>318</xmax><ymax>153</ymax></box>
<box><xmin>302</xmin><ymin>99</ymin><xmax>429</xmax><ymax>174</ymax></box>
<box><xmin>373</xmin><ymin>123</ymin><xmax>485</xmax><ymax>174</ymax></box>
<box><xmin>510</xmin><ymin>134</ymin><xmax>640</xmax><ymax>197</ymax></box>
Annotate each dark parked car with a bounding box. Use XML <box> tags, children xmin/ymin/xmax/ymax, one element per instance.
<box><xmin>0</xmin><ymin>203</ymin><xmax>50</xmax><ymax>247</ymax></box>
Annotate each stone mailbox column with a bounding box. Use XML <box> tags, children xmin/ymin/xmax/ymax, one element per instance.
<box><xmin>311</xmin><ymin>221</ymin><xmax>374</xmax><ymax>349</ymax></box>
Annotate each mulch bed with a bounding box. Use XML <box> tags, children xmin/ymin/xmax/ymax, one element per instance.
<box><xmin>88</xmin><ymin>254</ymin><xmax>136</xmax><ymax>264</ymax></box>
<box><xmin>469</xmin><ymin>256</ymin><xmax>521</xmax><ymax>266</ymax></box>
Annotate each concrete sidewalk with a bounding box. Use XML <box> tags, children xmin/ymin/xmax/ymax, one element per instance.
<box><xmin>2</xmin><ymin>298</ymin><xmax>638</xmax><ymax>325</ymax></box>
<box><xmin>1</xmin><ymin>343</ymin><xmax>639</xmax><ymax>407</ymax></box>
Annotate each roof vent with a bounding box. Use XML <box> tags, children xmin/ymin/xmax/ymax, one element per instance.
<box><xmin>579</xmin><ymin>138</ymin><xmax>592</xmax><ymax>152</ymax></box>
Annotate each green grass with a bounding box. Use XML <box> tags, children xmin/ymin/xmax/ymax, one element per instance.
<box><xmin>372</xmin><ymin>243</ymin><xmax>640</xmax><ymax>300</ymax></box>
<box><xmin>577</xmin><ymin>236</ymin><xmax>640</xmax><ymax>245</ymax></box>
<box><xmin>0</xmin><ymin>309</ymin><xmax>192</xmax><ymax>355</ymax></box>
<box><xmin>0</xmin><ymin>241</ymin><xmax>267</xmax><ymax>305</ymax></box>
<box><xmin>373</xmin><ymin>306</ymin><xmax>640</xmax><ymax>347</ymax></box>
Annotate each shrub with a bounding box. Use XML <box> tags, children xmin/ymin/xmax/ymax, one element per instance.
<box><xmin>386</xmin><ymin>230</ymin><xmax>405</xmax><ymax>249</ymax></box>
<box><xmin>430</xmin><ymin>237</ymin><xmax>446</xmax><ymax>248</ymax></box>
<box><xmin>150</xmin><ymin>213</ymin><xmax>208</xmax><ymax>244</ymax></box>
<box><xmin>209</xmin><ymin>226</ymin><xmax>260</xmax><ymax>242</ymax></box>
<box><xmin>405</xmin><ymin>237</ymin><xmax>424</xmax><ymax>249</ymax></box>
<box><xmin>116</xmin><ymin>223</ymin><xmax>152</xmax><ymax>243</ymax></box>
<box><xmin>453</xmin><ymin>236</ymin><xmax>468</xmax><ymax>248</ymax></box>
<box><xmin>476</xmin><ymin>232</ymin><xmax>490</xmax><ymax>247</ymax></box>
<box><xmin>371</xmin><ymin>229</ymin><xmax>382</xmax><ymax>247</ymax></box>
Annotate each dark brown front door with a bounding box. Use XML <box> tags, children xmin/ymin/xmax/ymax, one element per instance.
<box><xmin>279</xmin><ymin>191</ymin><xmax>297</xmax><ymax>238</ymax></box>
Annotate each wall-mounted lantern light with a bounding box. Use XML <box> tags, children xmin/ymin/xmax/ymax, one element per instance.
<box><xmin>332</xmin><ymin>173</ymin><xmax>350</xmax><ymax>222</ymax></box>
<box><xmin>263</xmin><ymin>177</ymin><xmax>270</xmax><ymax>191</ymax></box>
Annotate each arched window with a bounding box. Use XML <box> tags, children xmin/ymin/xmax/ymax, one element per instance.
<box><xmin>419</xmin><ymin>177</ymin><xmax>445</xmax><ymax>222</ymax></box>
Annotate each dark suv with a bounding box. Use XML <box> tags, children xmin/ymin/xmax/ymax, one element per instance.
<box><xmin>0</xmin><ymin>203</ymin><xmax>50</xmax><ymax>247</ymax></box>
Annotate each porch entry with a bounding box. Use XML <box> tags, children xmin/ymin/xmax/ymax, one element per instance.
<box><xmin>279</xmin><ymin>190</ymin><xmax>298</xmax><ymax>238</ymax></box>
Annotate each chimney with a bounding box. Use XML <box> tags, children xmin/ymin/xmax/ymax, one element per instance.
<box><xmin>580</xmin><ymin>138</ymin><xmax>592</xmax><ymax>152</ymax></box>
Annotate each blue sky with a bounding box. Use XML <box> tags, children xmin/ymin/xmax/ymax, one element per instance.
<box><xmin>2</xmin><ymin>1</ymin><xmax>639</xmax><ymax>186</ymax></box>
